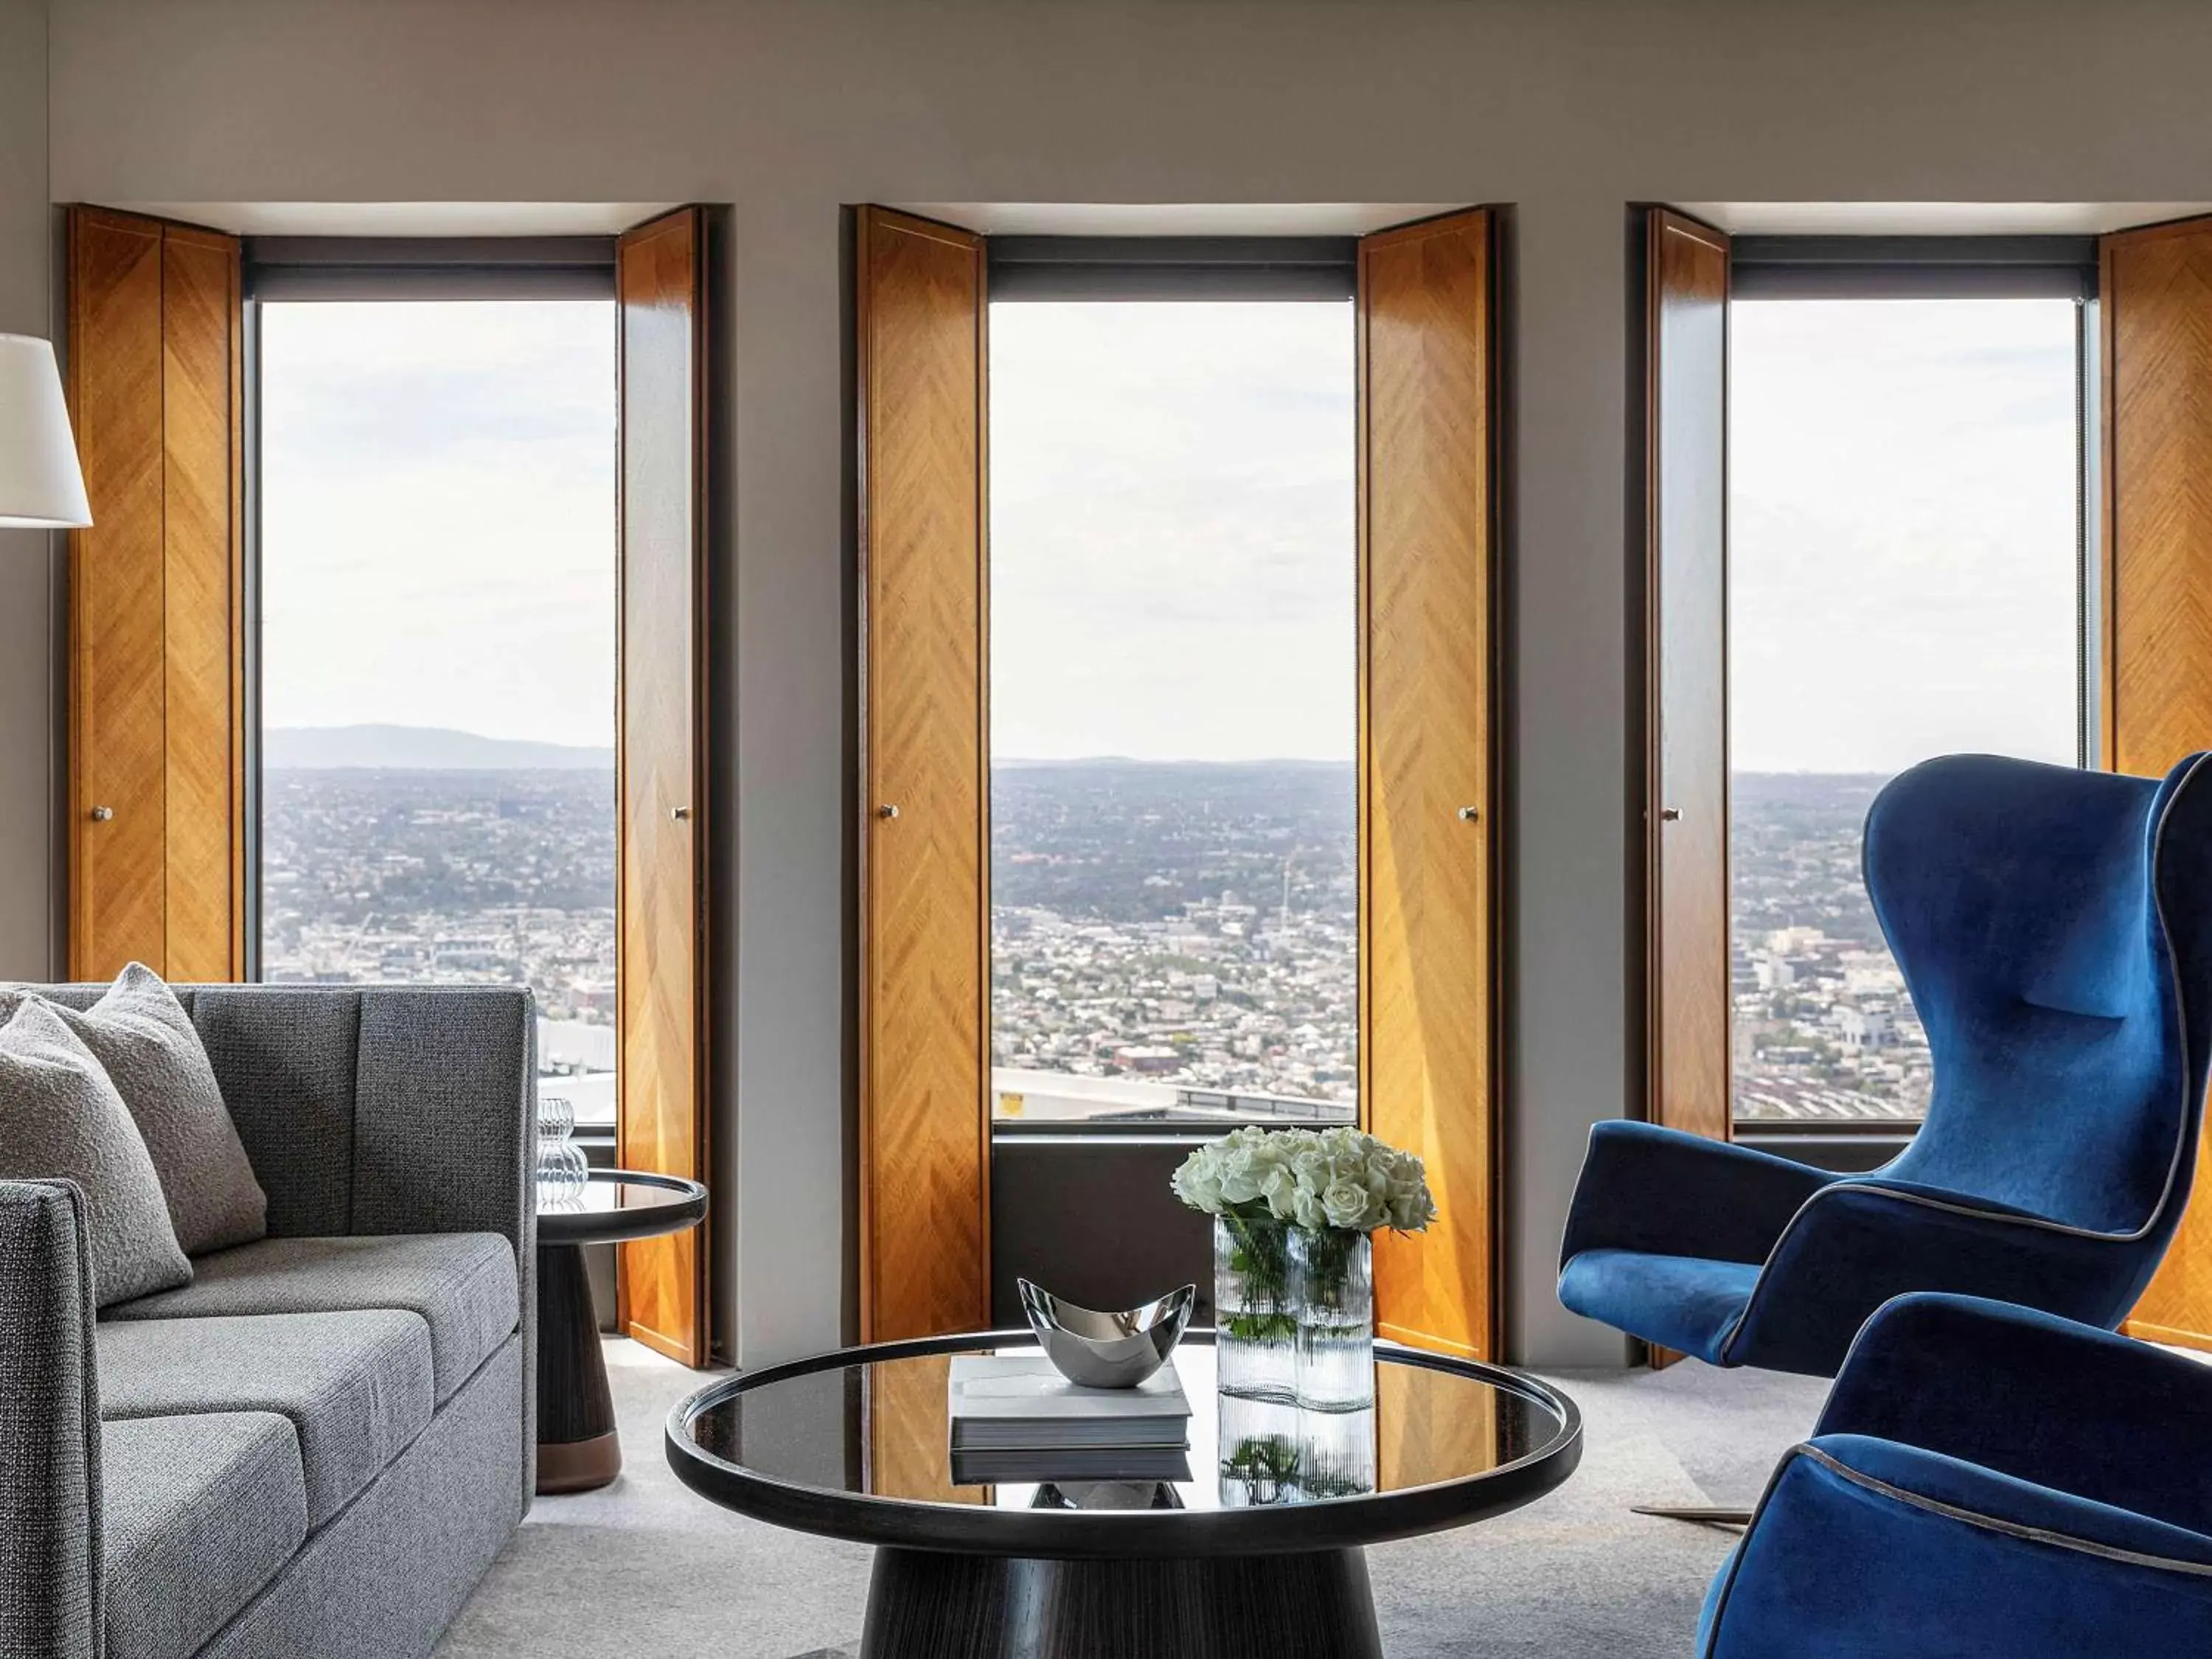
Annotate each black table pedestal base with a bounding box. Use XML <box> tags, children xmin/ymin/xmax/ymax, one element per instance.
<box><xmin>536</xmin><ymin>1242</ymin><xmax>619</xmax><ymax>1494</ymax></box>
<box><xmin>859</xmin><ymin>1545</ymin><xmax>1383</xmax><ymax>1659</ymax></box>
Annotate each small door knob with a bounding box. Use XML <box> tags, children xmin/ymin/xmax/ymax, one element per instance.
<box><xmin>89</xmin><ymin>805</ymin><xmax>114</xmax><ymax>822</ymax></box>
<box><xmin>1659</xmin><ymin>807</ymin><xmax>1682</xmax><ymax>821</ymax></box>
<box><xmin>877</xmin><ymin>804</ymin><xmax>900</xmax><ymax>821</ymax></box>
<box><xmin>1456</xmin><ymin>806</ymin><xmax>1480</xmax><ymax>823</ymax></box>
<box><xmin>670</xmin><ymin>805</ymin><xmax>691</xmax><ymax>822</ymax></box>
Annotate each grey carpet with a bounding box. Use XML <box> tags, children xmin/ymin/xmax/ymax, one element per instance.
<box><xmin>434</xmin><ymin>1340</ymin><xmax>1829</xmax><ymax>1659</ymax></box>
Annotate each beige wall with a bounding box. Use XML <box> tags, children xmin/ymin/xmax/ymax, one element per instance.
<box><xmin>0</xmin><ymin>0</ymin><xmax>54</xmax><ymax>983</ymax></box>
<box><xmin>35</xmin><ymin>0</ymin><xmax>2212</xmax><ymax>1366</ymax></box>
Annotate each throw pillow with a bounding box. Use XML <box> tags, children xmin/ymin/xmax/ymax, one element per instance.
<box><xmin>0</xmin><ymin>998</ymin><xmax>192</xmax><ymax>1306</ymax></box>
<box><xmin>0</xmin><ymin>964</ymin><xmax>268</xmax><ymax>1254</ymax></box>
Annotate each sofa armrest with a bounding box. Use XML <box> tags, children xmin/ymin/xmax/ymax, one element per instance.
<box><xmin>0</xmin><ymin>1180</ymin><xmax>102</xmax><ymax>1659</ymax></box>
<box><xmin>348</xmin><ymin>987</ymin><xmax>536</xmax><ymax>1256</ymax></box>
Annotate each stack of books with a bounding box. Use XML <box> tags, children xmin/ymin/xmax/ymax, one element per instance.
<box><xmin>946</xmin><ymin>1352</ymin><xmax>1192</xmax><ymax>1484</ymax></box>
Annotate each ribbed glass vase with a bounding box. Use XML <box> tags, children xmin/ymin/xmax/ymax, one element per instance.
<box><xmin>1213</xmin><ymin>1214</ymin><xmax>1299</xmax><ymax>1403</ymax></box>
<box><xmin>1291</xmin><ymin>1225</ymin><xmax>1374</xmax><ymax>1412</ymax></box>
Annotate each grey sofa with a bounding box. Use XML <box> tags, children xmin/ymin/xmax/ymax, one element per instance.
<box><xmin>0</xmin><ymin>984</ymin><xmax>536</xmax><ymax>1659</ymax></box>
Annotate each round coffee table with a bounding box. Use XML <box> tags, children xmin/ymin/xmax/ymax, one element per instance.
<box><xmin>536</xmin><ymin>1168</ymin><xmax>708</xmax><ymax>1494</ymax></box>
<box><xmin>665</xmin><ymin>1329</ymin><xmax>1579</xmax><ymax>1658</ymax></box>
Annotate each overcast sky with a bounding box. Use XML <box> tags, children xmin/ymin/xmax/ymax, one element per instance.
<box><xmin>261</xmin><ymin>292</ymin><xmax>2079</xmax><ymax>776</ymax></box>
<box><xmin>1731</xmin><ymin>296</ymin><xmax>2079</xmax><ymax>773</ymax></box>
<box><xmin>990</xmin><ymin>299</ymin><xmax>1357</xmax><ymax>762</ymax></box>
<box><xmin>260</xmin><ymin>299</ymin><xmax>617</xmax><ymax>748</ymax></box>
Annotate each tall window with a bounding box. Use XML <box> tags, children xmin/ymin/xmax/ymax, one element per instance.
<box><xmin>258</xmin><ymin>299</ymin><xmax>619</xmax><ymax>1121</ymax></box>
<box><xmin>1730</xmin><ymin>295</ymin><xmax>2081</xmax><ymax>1126</ymax></box>
<box><xmin>987</xmin><ymin>299</ymin><xmax>1357</xmax><ymax>1126</ymax></box>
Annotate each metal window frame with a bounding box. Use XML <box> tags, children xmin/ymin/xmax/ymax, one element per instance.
<box><xmin>1726</xmin><ymin>234</ymin><xmax>2101</xmax><ymax>1136</ymax></box>
<box><xmin>243</xmin><ymin>236</ymin><xmax>617</xmax><ymax>302</ymax></box>
<box><xmin>1731</xmin><ymin>235</ymin><xmax>2098</xmax><ymax>301</ymax></box>
<box><xmin>986</xmin><ymin>235</ymin><xmax>1357</xmax><ymax>302</ymax></box>
<box><xmin>241</xmin><ymin>241</ymin><xmax>619</xmax><ymax>980</ymax></box>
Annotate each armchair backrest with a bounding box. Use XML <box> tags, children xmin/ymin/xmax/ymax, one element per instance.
<box><xmin>1870</xmin><ymin>753</ymin><xmax>2212</xmax><ymax>1245</ymax></box>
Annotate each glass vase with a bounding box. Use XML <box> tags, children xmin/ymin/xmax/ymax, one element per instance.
<box><xmin>1291</xmin><ymin>1225</ymin><xmax>1375</xmax><ymax>1412</ymax></box>
<box><xmin>535</xmin><ymin>1091</ymin><xmax>588</xmax><ymax>1206</ymax></box>
<box><xmin>1213</xmin><ymin>1214</ymin><xmax>1298</xmax><ymax>1403</ymax></box>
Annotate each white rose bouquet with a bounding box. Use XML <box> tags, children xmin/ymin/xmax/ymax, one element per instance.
<box><xmin>1171</xmin><ymin>1124</ymin><xmax>1436</xmax><ymax>1236</ymax></box>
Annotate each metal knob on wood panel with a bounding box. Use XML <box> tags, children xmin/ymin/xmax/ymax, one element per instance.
<box><xmin>670</xmin><ymin>806</ymin><xmax>691</xmax><ymax>821</ymax></box>
<box><xmin>1659</xmin><ymin>807</ymin><xmax>1682</xmax><ymax>821</ymax></box>
<box><xmin>1457</xmin><ymin>806</ymin><xmax>1481</xmax><ymax>823</ymax></box>
<box><xmin>877</xmin><ymin>804</ymin><xmax>900</xmax><ymax>820</ymax></box>
<box><xmin>89</xmin><ymin>806</ymin><xmax>114</xmax><ymax>822</ymax></box>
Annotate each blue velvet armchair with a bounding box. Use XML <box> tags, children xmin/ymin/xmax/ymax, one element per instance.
<box><xmin>1697</xmin><ymin>1293</ymin><xmax>2212</xmax><ymax>1657</ymax></box>
<box><xmin>1560</xmin><ymin>752</ymin><xmax>2212</xmax><ymax>1377</ymax></box>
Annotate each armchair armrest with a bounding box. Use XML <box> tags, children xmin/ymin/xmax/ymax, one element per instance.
<box><xmin>0</xmin><ymin>1180</ymin><xmax>102</xmax><ymax>1659</ymax></box>
<box><xmin>1726</xmin><ymin>1183</ymin><xmax>2132</xmax><ymax>1374</ymax></box>
<box><xmin>1815</xmin><ymin>1292</ymin><xmax>2212</xmax><ymax>1540</ymax></box>
<box><xmin>1558</xmin><ymin>1121</ymin><xmax>1834</xmax><ymax>1269</ymax></box>
<box><xmin>1700</xmin><ymin>1435</ymin><xmax>2212</xmax><ymax>1658</ymax></box>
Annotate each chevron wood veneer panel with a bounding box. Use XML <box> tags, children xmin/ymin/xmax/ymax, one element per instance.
<box><xmin>1647</xmin><ymin>210</ymin><xmax>1732</xmax><ymax>1155</ymax></box>
<box><xmin>1376</xmin><ymin>1350</ymin><xmax>1498</xmax><ymax>1491</ymax></box>
<box><xmin>1358</xmin><ymin>209</ymin><xmax>1498</xmax><ymax>1361</ymax></box>
<box><xmin>858</xmin><ymin>207</ymin><xmax>990</xmax><ymax>1343</ymax></box>
<box><xmin>69</xmin><ymin>208</ymin><xmax>169</xmax><ymax>979</ymax></box>
<box><xmin>616</xmin><ymin>207</ymin><xmax>712</xmax><ymax>1368</ymax></box>
<box><xmin>161</xmin><ymin>226</ymin><xmax>241</xmax><ymax>981</ymax></box>
<box><xmin>867</xmin><ymin>1353</ymin><xmax>983</xmax><ymax>1503</ymax></box>
<box><xmin>2107</xmin><ymin>215</ymin><xmax>2212</xmax><ymax>1352</ymax></box>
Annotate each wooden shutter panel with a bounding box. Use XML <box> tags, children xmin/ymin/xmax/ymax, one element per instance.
<box><xmin>1358</xmin><ymin>208</ymin><xmax>1500</xmax><ymax>1361</ymax></box>
<box><xmin>856</xmin><ymin>206</ymin><xmax>990</xmax><ymax>1343</ymax></box>
<box><xmin>616</xmin><ymin>206</ymin><xmax>712</xmax><ymax>1366</ymax></box>
<box><xmin>2104</xmin><ymin>213</ymin><xmax>2212</xmax><ymax>1354</ymax></box>
<box><xmin>1646</xmin><ymin>209</ymin><xmax>1733</xmax><ymax>1147</ymax></box>
<box><xmin>66</xmin><ymin>206</ymin><xmax>243</xmax><ymax>981</ymax></box>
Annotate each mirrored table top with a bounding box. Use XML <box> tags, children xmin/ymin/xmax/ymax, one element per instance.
<box><xmin>667</xmin><ymin>1332</ymin><xmax>1580</xmax><ymax>1558</ymax></box>
<box><xmin>536</xmin><ymin>1169</ymin><xmax>708</xmax><ymax>1246</ymax></box>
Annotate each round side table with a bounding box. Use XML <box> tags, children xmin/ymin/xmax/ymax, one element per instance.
<box><xmin>537</xmin><ymin>1167</ymin><xmax>708</xmax><ymax>1495</ymax></box>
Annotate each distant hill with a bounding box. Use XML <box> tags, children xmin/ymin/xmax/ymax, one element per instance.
<box><xmin>264</xmin><ymin>725</ymin><xmax>613</xmax><ymax>771</ymax></box>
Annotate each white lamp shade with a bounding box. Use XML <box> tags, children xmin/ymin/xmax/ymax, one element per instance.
<box><xmin>0</xmin><ymin>333</ymin><xmax>93</xmax><ymax>529</ymax></box>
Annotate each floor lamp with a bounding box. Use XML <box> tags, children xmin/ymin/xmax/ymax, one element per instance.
<box><xmin>0</xmin><ymin>333</ymin><xmax>90</xmax><ymax>529</ymax></box>
<box><xmin>1</xmin><ymin>332</ymin><xmax>92</xmax><ymax>984</ymax></box>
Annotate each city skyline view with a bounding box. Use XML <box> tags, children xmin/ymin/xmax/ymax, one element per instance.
<box><xmin>256</xmin><ymin>294</ymin><xmax>2087</xmax><ymax>1132</ymax></box>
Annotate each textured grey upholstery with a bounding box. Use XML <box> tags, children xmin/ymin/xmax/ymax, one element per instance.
<box><xmin>97</xmin><ymin>1310</ymin><xmax>435</xmax><ymax>1526</ymax></box>
<box><xmin>102</xmin><ymin>1413</ymin><xmax>306</xmax><ymax>1659</ymax></box>
<box><xmin>2</xmin><ymin>985</ymin><xmax>535</xmax><ymax>1658</ymax></box>
<box><xmin>200</xmin><ymin>1337</ymin><xmax>524</xmax><ymax>1659</ymax></box>
<box><xmin>1</xmin><ymin>967</ymin><xmax>268</xmax><ymax>1256</ymax></box>
<box><xmin>0</xmin><ymin>1002</ymin><xmax>193</xmax><ymax>1307</ymax></box>
<box><xmin>111</xmin><ymin>1233</ymin><xmax>518</xmax><ymax>1402</ymax></box>
<box><xmin>0</xmin><ymin>1180</ymin><xmax>101</xmax><ymax>1659</ymax></box>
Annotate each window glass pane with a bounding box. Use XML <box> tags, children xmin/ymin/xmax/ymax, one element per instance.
<box><xmin>1731</xmin><ymin>296</ymin><xmax>2079</xmax><ymax>1125</ymax></box>
<box><xmin>258</xmin><ymin>299</ymin><xmax>619</xmax><ymax>1124</ymax></box>
<box><xmin>988</xmin><ymin>300</ymin><xmax>1357</xmax><ymax>1126</ymax></box>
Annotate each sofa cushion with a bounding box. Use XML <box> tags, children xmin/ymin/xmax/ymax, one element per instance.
<box><xmin>0</xmin><ymin>964</ymin><xmax>268</xmax><ymax>1255</ymax></box>
<box><xmin>0</xmin><ymin>1000</ymin><xmax>192</xmax><ymax>1307</ymax></box>
<box><xmin>108</xmin><ymin>1233</ymin><xmax>518</xmax><ymax>1402</ymax></box>
<box><xmin>102</xmin><ymin>1411</ymin><xmax>307</xmax><ymax>1659</ymax></box>
<box><xmin>97</xmin><ymin>1310</ymin><xmax>434</xmax><ymax>1526</ymax></box>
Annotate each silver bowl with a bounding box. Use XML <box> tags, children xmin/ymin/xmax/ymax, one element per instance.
<box><xmin>1018</xmin><ymin>1279</ymin><xmax>1195</xmax><ymax>1389</ymax></box>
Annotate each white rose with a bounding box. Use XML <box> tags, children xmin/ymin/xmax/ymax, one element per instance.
<box><xmin>1321</xmin><ymin>1177</ymin><xmax>1375</xmax><ymax>1231</ymax></box>
<box><xmin>1216</xmin><ymin>1145</ymin><xmax>1265</xmax><ymax>1205</ymax></box>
